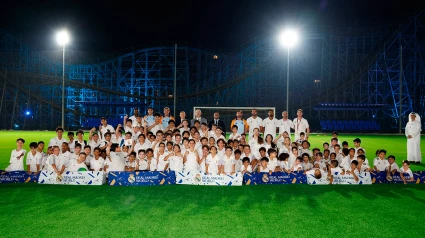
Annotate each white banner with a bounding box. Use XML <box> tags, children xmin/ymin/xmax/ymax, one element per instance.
<box><xmin>307</xmin><ymin>171</ymin><xmax>372</xmax><ymax>185</ymax></box>
<box><xmin>38</xmin><ymin>170</ymin><xmax>106</xmax><ymax>185</ymax></box>
<box><xmin>175</xmin><ymin>171</ymin><xmax>243</xmax><ymax>186</ymax></box>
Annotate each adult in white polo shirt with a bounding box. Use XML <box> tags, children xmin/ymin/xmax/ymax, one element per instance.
<box><xmin>247</xmin><ymin>109</ymin><xmax>262</xmax><ymax>139</ymax></box>
<box><xmin>261</xmin><ymin>110</ymin><xmax>279</xmax><ymax>140</ymax></box>
<box><xmin>277</xmin><ymin>111</ymin><xmax>294</xmax><ymax>137</ymax></box>
<box><xmin>276</xmin><ymin>111</ymin><xmax>294</xmax><ymax>148</ymax></box>
<box><xmin>293</xmin><ymin>109</ymin><xmax>310</xmax><ymax>141</ymax></box>
<box><xmin>48</xmin><ymin>127</ymin><xmax>68</xmax><ymax>147</ymax></box>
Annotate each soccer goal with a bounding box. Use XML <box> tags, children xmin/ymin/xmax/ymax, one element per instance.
<box><xmin>193</xmin><ymin>106</ymin><xmax>276</xmax><ymax>131</ymax></box>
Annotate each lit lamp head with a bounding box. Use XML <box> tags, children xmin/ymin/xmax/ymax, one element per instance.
<box><xmin>279</xmin><ymin>29</ymin><xmax>299</xmax><ymax>48</ymax></box>
<box><xmin>56</xmin><ymin>30</ymin><xmax>70</xmax><ymax>46</ymax></box>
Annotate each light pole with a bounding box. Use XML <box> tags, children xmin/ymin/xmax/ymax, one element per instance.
<box><xmin>279</xmin><ymin>29</ymin><xmax>299</xmax><ymax>114</ymax></box>
<box><xmin>56</xmin><ymin>30</ymin><xmax>70</xmax><ymax>129</ymax></box>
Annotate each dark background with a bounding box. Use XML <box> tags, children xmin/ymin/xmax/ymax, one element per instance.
<box><xmin>1</xmin><ymin>0</ymin><xmax>424</xmax><ymax>52</ymax></box>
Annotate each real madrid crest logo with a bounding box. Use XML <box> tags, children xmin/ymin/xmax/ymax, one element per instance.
<box><xmin>128</xmin><ymin>174</ymin><xmax>136</xmax><ymax>183</ymax></box>
<box><xmin>194</xmin><ymin>174</ymin><xmax>201</xmax><ymax>183</ymax></box>
<box><xmin>262</xmin><ymin>173</ymin><xmax>269</xmax><ymax>183</ymax></box>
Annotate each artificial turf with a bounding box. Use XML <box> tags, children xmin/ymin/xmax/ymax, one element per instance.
<box><xmin>0</xmin><ymin>131</ymin><xmax>425</xmax><ymax>237</ymax></box>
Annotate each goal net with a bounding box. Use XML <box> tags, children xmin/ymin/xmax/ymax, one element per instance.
<box><xmin>193</xmin><ymin>106</ymin><xmax>276</xmax><ymax>133</ymax></box>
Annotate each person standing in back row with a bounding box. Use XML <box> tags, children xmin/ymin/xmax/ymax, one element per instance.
<box><xmin>231</xmin><ymin>110</ymin><xmax>248</xmax><ymax>136</ymax></box>
<box><xmin>261</xmin><ymin>110</ymin><xmax>279</xmax><ymax>140</ymax></box>
<box><xmin>405</xmin><ymin>112</ymin><xmax>422</xmax><ymax>164</ymax></box>
<box><xmin>293</xmin><ymin>109</ymin><xmax>310</xmax><ymax>141</ymax></box>
<box><xmin>247</xmin><ymin>109</ymin><xmax>262</xmax><ymax>139</ymax></box>
<box><xmin>191</xmin><ymin>109</ymin><xmax>208</xmax><ymax>127</ymax></box>
<box><xmin>208</xmin><ymin>112</ymin><xmax>226</xmax><ymax>135</ymax></box>
<box><xmin>160</xmin><ymin>107</ymin><xmax>175</xmax><ymax>129</ymax></box>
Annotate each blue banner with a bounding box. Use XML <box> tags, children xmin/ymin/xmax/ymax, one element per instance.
<box><xmin>108</xmin><ymin>171</ymin><xmax>176</xmax><ymax>186</ymax></box>
<box><xmin>0</xmin><ymin>170</ymin><xmax>39</xmax><ymax>184</ymax></box>
<box><xmin>176</xmin><ymin>171</ymin><xmax>243</xmax><ymax>186</ymax></box>
<box><xmin>370</xmin><ymin>171</ymin><xmax>425</xmax><ymax>184</ymax></box>
<box><xmin>243</xmin><ymin>171</ymin><xmax>307</xmax><ymax>185</ymax></box>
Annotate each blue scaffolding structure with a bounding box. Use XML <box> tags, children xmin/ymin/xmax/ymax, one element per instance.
<box><xmin>0</xmin><ymin>11</ymin><xmax>424</xmax><ymax>131</ymax></box>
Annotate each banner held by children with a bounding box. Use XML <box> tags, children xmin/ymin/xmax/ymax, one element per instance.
<box><xmin>108</xmin><ymin>171</ymin><xmax>176</xmax><ymax>186</ymax></box>
<box><xmin>0</xmin><ymin>170</ymin><xmax>39</xmax><ymax>184</ymax></box>
<box><xmin>38</xmin><ymin>170</ymin><xmax>106</xmax><ymax>185</ymax></box>
<box><xmin>176</xmin><ymin>171</ymin><xmax>243</xmax><ymax>186</ymax></box>
<box><xmin>243</xmin><ymin>171</ymin><xmax>307</xmax><ymax>185</ymax></box>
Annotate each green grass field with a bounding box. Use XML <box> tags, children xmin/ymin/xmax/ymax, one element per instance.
<box><xmin>1</xmin><ymin>131</ymin><xmax>425</xmax><ymax>237</ymax></box>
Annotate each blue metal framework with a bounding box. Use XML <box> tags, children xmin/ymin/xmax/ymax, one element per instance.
<box><xmin>1</xmin><ymin>11</ymin><xmax>425</xmax><ymax>131</ymax></box>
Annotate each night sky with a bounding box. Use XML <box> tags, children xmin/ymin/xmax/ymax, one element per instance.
<box><xmin>1</xmin><ymin>0</ymin><xmax>425</xmax><ymax>52</ymax></box>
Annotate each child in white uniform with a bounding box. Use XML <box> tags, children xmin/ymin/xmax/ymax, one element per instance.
<box><xmin>399</xmin><ymin>160</ymin><xmax>414</xmax><ymax>184</ymax></box>
<box><xmin>184</xmin><ymin>139</ymin><xmax>200</xmax><ymax>171</ymax></box>
<box><xmin>222</xmin><ymin>146</ymin><xmax>236</xmax><ymax>175</ymax></box>
<box><xmin>206</xmin><ymin>146</ymin><xmax>222</xmax><ymax>175</ymax></box>
<box><xmin>5</xmin><ymin>138</ymin><xmax>26</xmax><ymax>172</ymax></box>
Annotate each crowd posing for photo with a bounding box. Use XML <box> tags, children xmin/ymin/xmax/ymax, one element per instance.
<box><xmin>4</xmin><ymin>107</ymin><xmax>422</xmax><ymax>184</ymax></box>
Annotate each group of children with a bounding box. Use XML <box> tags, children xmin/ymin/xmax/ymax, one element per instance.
<box><xmin>4</xmin><ymin>117</ymin><xmax>416</xmax><ymax>184</ymax></box>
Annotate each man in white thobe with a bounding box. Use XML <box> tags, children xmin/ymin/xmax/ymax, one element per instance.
<box><xmin>405</xmin><ymin>112</ymin><xmax>422</xmax><ymax>164</ymax></box>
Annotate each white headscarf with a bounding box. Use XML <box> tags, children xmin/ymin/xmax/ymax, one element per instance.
<box><xmin>409</xmin><ymin>112</ymin><xmax>421</xmax><ymax>131</ymax></box>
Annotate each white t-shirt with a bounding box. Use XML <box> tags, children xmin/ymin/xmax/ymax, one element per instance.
<box><xmin>147</xmin><ymin>158</ymin><xmax>157</xmax><ymax>171</ymax></box>
<box><xmin>228</xmin><ymin>133</ymin><xmax>242</xmax><ymax>141</ymax></box>
<box><xmin>340</xmin><ymin>156</ymin><xmax>356</xmax><ymax>171</ymax></box>
<box><xmin>199</xmin><ymin>130</ymin><xmax>210</xmax><ymax>138</ymax></box>
<box><xmin>38</xmin><ymin>151</ymin><xmax>48</xmax><ymax>170</ymax></box>
<box><xmin>261</xmin><ymin>118</ymin><xmax>279</xmax><ymax>139</ymax></box>
<box><xmin>268</xmin><ymin>158</ymin><xmax>278</xmax><ymax>171</ymax></box>
<box><xmin>387</xmin><ymin>163</ymin><xmax>399</xmax><ymax>172</ymax></box>
<box><xmin>184</xmin><ymin>150</ymin><xmax>199</xmax><ymax>171</ymax></box>
<box><xmin>277</xmin><ymin>160</ymin><xmax>291</xmax><ymax>171</ymax></box>
<box><xmin>302</xmin><ymin>162</ymin><xmax>313</xmax><ymax>171</ymax></box>
<box><xmin>168</xmin><ymin>155</ymin><xmax>184</xmax><ymax>171</ymax></box>
<box><xmin>374</xmin><ymin>159</ymin><xmax>389</xmax><ymax>171</ymax></box>
<box><xmin>45</xmin><ymin>154</ymin><xmax>59</xmax><ymax>171</ymax></box>
<box><xmin>247</xmin><ymin>116</ymin><xmax>263</xmax><ymax>138</ymax></box>
<box><xmin>149</xmin><ymin>124</ymin><xmax>164</xmax><ymax>135</ymax></box>
<box><xmin>259</xmin><ymin>165</ymin><xmax>271</xmax><ymax>173</ymax></box>
<box><xmin>241</xmin><ymin>152</ymin><xmax>256</xmax><ymax>162</ymax></box>
<box><xmin>90</xmin><ymin>157</ymin><xmax>105</xmax><ymax>171</ymax></box>
<box><xmin>241</xmin><ymin>165</ymin><xmax>252</xmax><ymax>173</ymax></box>
<box><xmin>89</xmin><ymin>139</ymin><xmax>102</xmax><ymax>154</ymax></box>
<box><xmin>105</xmin><ymin>152</ymin><xmax>127</xmax><ymax>172</ymax></box>
<box><xmin>66</xmin><ymin>159</ymin><xmax>88</xmax><ymax>172</ymax></box>
<box><xmin>26</xmin><ymin>151</ymin><xmax>42</xmax><ymax>172</ymax></box>
<box><xmin>222</xmin><ymin>155</ymin><xmax>236</xmax><ymax>173</ymax></box>
<box><xmin>67</xmin><ymin>140</ymin><xmax>76</xmax><ymax>153</ymax></box>
<box><xmin>292</xmin><ymin>118</ymin><xmax>309</xmax><ymax>140</ymax></box>
<box><xmin>48</xmin><ymin>137</ymin><xmax>67</xmax><ymax>147</ymax></box>
<box><xmin>138</xmin><ymin>159</ymin><xmax>148</xmax><ymax>170</ymax></box>
<box><xmin>131</xmin><ymin>119</ymin><xmax>144</xmax><ymax>128</ymax></box>
<box><xmin>206</xmin><ymin>154</ymin><xmax>222</xmax><ymax>175</ymax></box>
<box><xmin>277</xmin><ymin>119</ymin><xmax>294</xmax><ymax>137</ymax></box>
<box><xmin>125</xmin><ymin>160</ymin><xmax>137</xmax><ymax>170</ymax></box>
<box><xmin>234</xmin><ymin>159</ymin><xmax>243</xmax><ymax>172</ymax></box>
<box><xmin>156</xmin><ymin>152</ymin><xmax>170</xmax><ymax>171</ymax></box>
<box><xmin>100</xmin><ymin>124</ymin><xmax>115</xmax><ymax>138</ymax></box>
<box><xmin>399</xmin><ymin>167</ymin><xmax>414</xmax><ymax>179</ymax></box>
<box><xmin>134</xmin><ymin>142</ymin><xmax>151</xmax><ymax>154</ymax></box>
<box><xmin>57</xmin><ymin>151</ymin><xmax>72</xmax><ymax>170</ymax></box>
<box><xmin>179</xmin><ymin>127</ymin><xmax>190</xmax><ymax>134</ymax></box>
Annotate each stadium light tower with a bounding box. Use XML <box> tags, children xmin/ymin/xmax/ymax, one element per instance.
<box><xmin>279</xmin><ymin>29</ymin><xmax>299</xmax><ymax>113</ymax></box>
<box><xmin>56</xmin><ymin>30</ymin><xmax>70</xmax><ymax>129</ymax></box>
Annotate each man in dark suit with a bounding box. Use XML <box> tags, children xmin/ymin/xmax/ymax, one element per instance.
<box><xmin>208</xmin><ymin>112</ymin><xmax>226</xmax><ymax>135</ymax></box>
<box><xmin>190</xmin><ymin>109</ymin><xmax>208</xmax><ymax>127</ymax></box>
